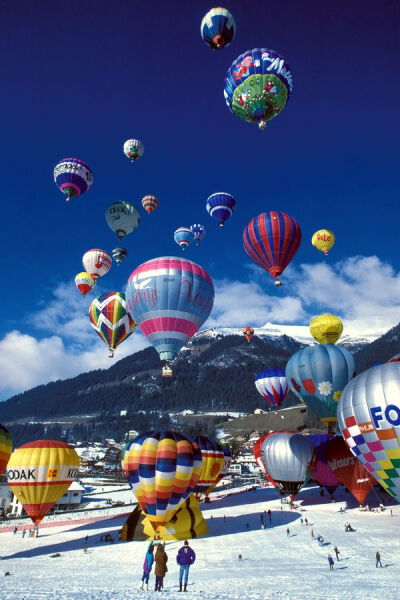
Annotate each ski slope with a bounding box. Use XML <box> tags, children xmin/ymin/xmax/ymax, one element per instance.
<box><xmin>1</xmin><ymin>486</ymin><xmax>399</xmax><ymax>600</ymax></box>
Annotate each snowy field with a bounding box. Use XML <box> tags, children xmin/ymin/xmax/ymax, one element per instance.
<box><xmin>1</xmin><ymin>485</ymin><xmax>399</xmax><ymax>600</ymax></box>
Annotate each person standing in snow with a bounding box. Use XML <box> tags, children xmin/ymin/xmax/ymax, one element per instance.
<box><xmin>140</xmin><ymin>541</ymin><xmax>154</xmax><ymax>590</ymax></box>
<box><xmin>311</xmin><ymin>529</ymin><xmax>315</xmax><ymax>540</ymax></box>
<box><xmin>328</xmin><ymin>555</ymin><xmax>334</xmax><ymax>570</ymax></box>
<box><xmin>177</xmin><ymin>540</ymin><xmax>196</xmax><ymax>592</ymax></box>
<box><xmin>333</xmin><ymin>546</ymin><xmax>340</xmax><ymax>561</ymax></box>
<box><xmin>304</xmin><ymin>518</ymin><xmax>308</xmax><ymax>526</ymax></box>
<box><xmin>154</xmin><ymin>543</ymin><xmax>168</xmax><ymax>591</ymax></box>
<box><xmin>286</xmin><ymin>527</ymin><xmax>290</xmax><ymax>537</ymax></box>
<box><xmin>376</xmin><ymin>551</ymin><xmax>383</xmax><ymax>568</ymax></box>
<box><xmin>267</xmin><ymin>509</ymin><xmax>272</xmax><ymax>523</ymax></box>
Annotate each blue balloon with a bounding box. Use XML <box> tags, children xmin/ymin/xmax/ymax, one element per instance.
<box><xmin>206</xmin><ymin>192</ymin><xmax>236</xmax><ymax>227</ymax></box>
<box><xmin>190</xmin><ymin>224</ymin><xmax>206</xmax><ymax>245</ymax></box>
<box><xmin>174</xmin><ymin>227</ymin><xmax>194</xmax><ymax>250</ymax></box>
<box><xmin>254</xmin><ymin>368</ymin><xmax>288</xmax><ymax>408</ymax></box>
<box><xmin>200</xmin><ymin>8</ymin><xmax>236</xmax><ymax>50</ymax></box>
<box><xmin>286</xmin><ymin>345</ymin><xmax>355</xmax><ymax>429</ymax></box>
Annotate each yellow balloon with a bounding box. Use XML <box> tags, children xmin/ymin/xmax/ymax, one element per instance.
<box><xmin>311</xmin><ymin>229</ymin><xmax>335</xmax><ymax>255</ymax></box>
<box><xmin>310</xmin><ymin>314</ymin><xmax>343</xmax><ymax>344</ymax></box>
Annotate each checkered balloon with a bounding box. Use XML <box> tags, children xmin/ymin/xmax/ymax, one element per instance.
<box><xmin>337</xmin><ymin>362</ymin><xmax>400</xmax><ymax>502</ymax></box>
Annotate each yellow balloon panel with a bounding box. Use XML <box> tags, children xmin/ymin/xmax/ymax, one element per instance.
<box><xmin>142</xmin><ymin>496</ymin><xmax>208</xmax><ymax>540</ymax></box>
<box><xmin>310</xmin><ymin>314</ymin><xmax>343</xmax><ymax>344</ymax></box>
<box><xmin>311</xmin><ymin>229</ymin><xmax>335</xmax><ymax>255</ymax></box>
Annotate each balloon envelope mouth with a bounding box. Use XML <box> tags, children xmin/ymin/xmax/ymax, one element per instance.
<box><xmin>212</xmin><ymin>34</ymin><xmax>226</xmax><ymax>48</ymax></box>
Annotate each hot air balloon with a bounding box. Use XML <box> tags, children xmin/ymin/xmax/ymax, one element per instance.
<box><xmin>82</xmin><ymin>249</ymin><xmax>112</xmax><ymax>280</ymax></box>
<box><xmin>312</xmin><ymin>229</ymin><xmax>335</xmax><ymax>256</ymax></box>
<box><xmin>309</xmin><ymin>434</ymin><xmax>341</xmax><ymax>497</ymax></box>
<box><xmin>206</xmin><ymin>192</ymin><xmax>236</xmax><ymax>227</ymax></box>
<box><xmin>174</xmin><ymin>227</ymin><xmax>194</xmax><ymax>250</ymax></box>
<box><xmin>200</xmin><ymin>7</ymin><xmax>236</xmax><ymax>49</ymax></box>
<box><xmin>310</xmin><ymin>314</ymin><xmax>343</xmax><ymax>345</ymax></box>
<box><xmin>260</xmin><ymin>431</ymin><xmax>315</xmax><ymax>500</ymax></box>
<box><xmin>190</xmin><ymin>436</ymin><xmax>224</xmax><ymax>501</ymax></box>
<box><xmin>242</xmin><ymin>326</ymin><xmax>254</xmax><ymax>342</ymax></box>
<box><xmin>0</xmin><ymin>424</ymin><xmax>12</xmax><ymax>474</ymax></box>
<box><xmin>325</xmin><ymin>436</ymin><xmax>375</xmax><ymax>505</ymax></box>
<box><xmin>75</xmin><ymin>272</ymin><xmax>96</xmax><ymax>296</ymax></box>
<box><xmin>105</xmin><ymin>201</ymin><xmax>141</xmax><ymax>240</ymax></box>
<box><xmin>337</xmin><ymin>362</ymin><xmax>400</xmax><ymax>503</ymax></box>
<box><xmin>190</xmin><ymin>224</ymin><xmax>206</xmax><ymax>246</ymax></box>
<box><xmin>6</xmin><ymin>440</ymin><xmax>80</xmax><ymax>525</ymax></box>
<box><xmin>255</xmin><ymin>368</ymin><xmax>289</xmax><ymax>408</ymax></box>
<box><xmin>142</xmin><ymin>195</ymin><xmax>158</xmax><ymax>214</ymax></box>
<box><xmin>112</xmin><ymin>247</ymin><xmax>128</xmax><ymax>264</ymax></box>
<box><xmin>205</xmin><ymin>444</ymin><xmax>232</xmax><ymax>495</ymax></box>
<box><xmin>243</xmin><ymin>212</ymin><xmax>301</xmax><ymax>286</ymax></box>
<box><xmin>53</xmin><ymin>158</ymin><xmax>93</xmax><ymax>201</ymax></box>
<box><xmin>123</xmin><ymin>139</ymin><xmax>144</xmax><ymax>161</ymax></box>
<box><xmin>286</xmin><ymin>345</ymin><xmax>354</xmax><ymax>433</ymax></box>
<box><xmin>224</xmin><ymin>48</ymin><xmax>293</xmax><ymax>130</ymax></box>
<box><xmin>89</xmin><ymin>292</ymin><xmax>136</xmax><ymax>357</ymax></box>
<box><xmin>253</xmin><ymin>434</ymin><xmax>270</xmax><ymax>478</ymax></box>
<box><xmin>123</xmin><ymin>431</ymin><xmax>202</xmax><ymax>529</ymax></box>
<box><xmin>126</xmin><ymin>257</ymin><xmax>215</xmax><ymax>374</ymax></box>
<box><xmin>387</xmin><ymin>353</ymin><xmax>400</xmax><ymax>363</ymax></box>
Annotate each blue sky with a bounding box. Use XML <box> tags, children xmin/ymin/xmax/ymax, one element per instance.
<box><xmin>0</xmin><ymin>0</ymin><xmax>399</xmax><ymax>398</ymax></box>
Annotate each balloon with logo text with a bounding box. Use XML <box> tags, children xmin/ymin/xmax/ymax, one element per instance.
<box><xmin>309</xmin><ymin>434</ymin><xmax>341</xmax><ymax>497</ymax></box>
<box><xmin>337</xmin><ymin>362</ymin><xmax>400</xmax><ymax>502</ymax></box>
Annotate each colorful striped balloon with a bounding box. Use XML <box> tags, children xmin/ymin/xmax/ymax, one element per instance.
<box><xmin>0</xmin><ymin>424</ymin><xmax>12</xmax><ymax>474</ymax></box>
<box><xmin>123</xmin><ymin>431</ymin><xmax>202</xmax><ymax>528</ymax></box>
<box><xmin>142</xmin><ymin>195</ymin><xmax>158</xmax><ymax>213</ymax></box>
<box><xmin>206</xmin><ymin>192</ymin><xmax>236</xmax><ymax>227</ymax></box>
<box><xmin>190</xmin><ymin>436</ymin><xmax>224</xmax><ymax>500</ymax></box>
<box><xmin>75</xmin><ymin>272</ymin><xmax>96</xmax><ymax>296</ymax></box>
<box><xmin>126</xmin><ymin>257</ymin><xmax>215</xmax><ymax>365</ymax></box>
<box><xmin>6</xmin><ymin>440</ymin><xmax>80</xmax><ymax>524</ymax></box>
<box><xmin>89</xmin><ymin>292</ymin><xmax>136</xmax><ymax>357</ymax></box>
<box><xmin>174</xmin><ymin>227</ymin><xmax>194</xmax><ymax>250</ymax></box>
<box><xmin>243</xmin><ymin>211</ymin><xmax>302</xmax><ymax>286</ymax></box>
<box><xmin>205</xmin><ymin>444</ymin><xmax>232</xmax><ymax>495</ymax></box>
<box><xmin>255</xmin><ymin>368</ymin><xmax>289</xmax><ymax>408</ymax></box>
<box><xmin>53</xmin><ymin>158</ymin><xmax>93</xmax><ymax>201</ymax></box>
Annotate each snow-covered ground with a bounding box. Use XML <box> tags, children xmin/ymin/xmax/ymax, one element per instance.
<box><xmin>1</xmin><ymin>485</ymin><xmax>399</xmax><ymax>600</ymax></box>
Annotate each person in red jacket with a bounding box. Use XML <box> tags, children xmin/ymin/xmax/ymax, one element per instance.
<box><xmin>176</xmin><ymin>540</ymin><xmax>196</xmax><ymax>592</ymax></box>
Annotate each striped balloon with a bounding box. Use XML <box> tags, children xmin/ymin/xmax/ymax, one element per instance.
<box><xmin>206</xmin><ymin>192</ymin><xmax>236</xmax><ymax>227</ymax></box>
<box><xmin>200</xmin><ymin>7</ymin><xmax>236</xmax><ymax>49</ymax></box>
<box><xmin>255</xmin><ymin>368</ymin><xmax>289</xmax><ymax>408</ymax></box>
<box><xmin>190</xmin><ymin>436</ymin><xmax>224</xmax><ymax>500</ymax></box>
<box><xmin>89</xmin><ymin>292</ymin><xmax>136</xmax><ymax>357</ymax></box>
<box><xmin>190</xmin><ymin>224</ymin><xmax>206</xmax><ymax>245</ymax></box>
<box><xmin>123</xmin><ymin>431</ymin><xmax>202</xmax><ymax>528</ymax></box>
<box><xmin>0</xmin><ymin>424</ymin><xmax>12</xmax><ymax>474</ymax></box>
<box><xmin>75</xmin><ymin>272</ymin><xmax>96</xmax><ymax>296</ymax></box>
<box><xmin>142</xmin><ymin>195</ymin><xmax>158</xmax><ymax>213</ymax></box>
<box><xmin>205</xmin><ymin>444</ymin><xmax>232</xmax><ymax>495</ymax></box>
<box><xmin>243</xmin><ymin>211</ymin><xmax>301</xmax><ymax>285</ymax></box>
<box><xmin>53</xmin><ymin>158</ymin><xmax>93</xmax><ymax>201</ymax></box>
<box><xmin>126</xmin><ymin>257</ymin><xmax>215</xmax><ymax>364</ymax></box>
<box><xmin>6</xmin><ymin>440</ymin><xmax>80</xmax><ymax>525</ymax></box>
<box><xmin>174</xmin><ymin>227</ymin><xmax>194</xmax><ymax>250</ymax></box>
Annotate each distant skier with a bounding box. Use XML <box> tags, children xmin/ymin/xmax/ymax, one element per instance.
<box><xmin>154</xmin><ymin>543</ymin><xmax>168</xmax><ymax>591</ymax></box>
<box><xmin>267</xmin><ymin>509</ymin><xmax>272</xmax><ymax>523</ymax></box>
<box><xmin>376</xmin><ymin>551</ymin><xmax>383</xmax><ymax>568</ymax></box>
<box><xmin>328</xmin><ymin>554</ymin><xmax>334</xmax><ymax>570</ymax></box>
<box><xmin>311</xmin><ymin>529</ymin><xmax>315</xmax><ymax>540</ymax></box>
<box><xmin>333</xmin><ymin>546</ymin><xmax>340</xmax><ymax>561</ymax></box>
<box><xmin>13</xmin><ymin>527</ymin><xmax>17</xmax><ymax>535</ymax></box>
<box><xmin>140</xmin><ymin>541</ymin><xmax>154</xmax><ymax>590</ymax></box>
<box><xmin>22</xmin><ymin>529</ymin><xmax>26</xmax><ymax>538</ymax></box>
<box><xmin>177</xmin><ymin>540</ymin><xmax>196</xmax><ymax>592</ymax></box>
<box><xmin>304</xmin><ymin>518</ymin><xmax>308</xmax><ymax>526</ymax></box>
<box><xmin>300</xmin><ymin>518</ymin><xmax>304</xmax><ymax>525</ymax></box>
<box><xmin>286</xmin><ymin>527</ymin><xmax>290</xmax><ymax>537</ymax></box>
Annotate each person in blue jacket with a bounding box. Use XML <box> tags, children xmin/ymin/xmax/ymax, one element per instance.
<box><xmin>140</xmin><ymin>541</ymin><xmax>155</xmax><ymax>590</ymax></box>
<box><xmin>176</xmin><ymin>540</ymin><xmax>196</xmax><ymax>592</ymax></box>
<box><xmin>328</xmin><ymin>554</ymin><xmax>334</xmax><ymax>571</ymax></box>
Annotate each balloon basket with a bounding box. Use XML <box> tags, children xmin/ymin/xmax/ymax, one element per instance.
<box><xmin>162</xmin><ymin>365</ymin><xmax>173</xmax><ymax>378</ymax></box>
<box><xmin>274</xmin><ymin>280</ymin><xmax>282</xmax><ymax>287</ymax></box>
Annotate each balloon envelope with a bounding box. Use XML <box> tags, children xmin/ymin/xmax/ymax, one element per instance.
<box><xmin>242</xmin><ymin>327</ymin><xmax>254</xmax><ymax>342</ymax></box>
<box><xmin>123</xmin><ymin>139</ymin><xmax>144</xmax><ymax>161</ymax></box>
<box><xmin>112</xmin><ymin>247</ymin><xmax>128</xmax><ymax>264</ymax></box>
<box><xmin>243</xmin><ymin>212</ymin><xmax>301</xmax><ymax>285</ymax></box>
<box><xmin>286</xmin><ymin>344</ymin><xmax>355</xmax><ymax>429</ymax></box>
<box><xmin>224</xmin><ymin>48</ymin><xmax>293</xmax><ymax>129</ymax></box>
<box><xmin>337</xmin><ymin>362</ymin><xmax>400</xmax><ymax>502</ymax></box>
<box><xmin>53</xmin><ymin>158</ymin><xmax>93</xmax><ymax>201</ymax></box>
<box><xmin>82</xmin><ymin>249</ymin><xmax>112</xmax><ymax>280</ymax></box>
<box><xmin>312</xmin><ymin>229</ymin><xmax>335</xmax><ymax>256</ymax></box>
<box><xmin>174</xmin><ymin>227</ymin><xmax>194</xmax><ymax>250</ymax></box>
<box><xmin>123</xmin><ymin>431</ymin><xmax>202</xmax><ymax>527</ymax></box>
<box><xmin>190</xmin><ymin>224</ymin><xmax>206</xmax><ymax>245</ymax></box>
<box><xmin>89</xmin><ymin>292</ymin><xmax>136</xmax><ymax>357</ymax></box>
<box><xmin>142</xmin><ymin>195</ymin><xmax>158</xmax><ymax>213</ymax></box>
<box><xmin>310</xmin><ymin>314</ymin><xmax>343</xmax><ymax>345</ymax></box>
<box><xmin>206</xmin><ymin>192</ymin><xmax>236</xmax><ymax>227</ymax></box>
<box><xmin>205</xmin><ymin>444</ymin><xmax>232</xmax><ymax>495</ymax></box>
<box><xmin>126</xmin><ymin>257</ymin><xmax>215</xmax><ymax>363</ymax></box>
<box><xmin>325</xmin><ymin>435</ymin><xmax>375</xmax><ymax>505</ymax></box>
<box><xmin>200</xmin><ymin>7</ymin><xmax>236</xmax><ymax>49</ymax></box>
<box><xmin>0</xmin><ymin>424</ymin><xmax>12</xmax><ymax>474</ymax></box>
<box><xmin>190</xmin><ymin>436</ymin><xmax>224</xmax><ymax>500</ymax></box>
<box><xmin>105</xmin><ymin>201</ymin><xmax>141</xmax><ymax>240</ymax></box>
<box><xmin>260</xmin><ymin>431</ymin><xmax>315</xmax><ymax>499</ymax></box>
<box><xmin>6</xmin><ymin>440</ymin><xmax>80</xmax><ymax>524</ymax></box>
<box><xmin>75</xmin><ymin>272</ymin><xmax>96</xmax><ymax>296</ymax></box>
<box><xmin>309</xmin><ymin>434</ymin><xmax>341</xmax><ymax>496</ymax></box>
<box><xmin>255</xmin><ymin>368</ymin><xmax>289</xmax><ymax>408</ymax></box>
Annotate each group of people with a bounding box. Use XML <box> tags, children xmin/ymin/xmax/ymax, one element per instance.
<box><xmin>141</xmin><ymin>539</ymin><xmax>196</xmax><ymax>592</ymax></box>
<box><xmin>344</xmin><ymin>523</ymin><xmax>355</xmax><ymax>532</ymax></box>
<box><xmin>14</xmin><ymin>526</ymin><xmax>38</xmax><ymax>538</ymax></box>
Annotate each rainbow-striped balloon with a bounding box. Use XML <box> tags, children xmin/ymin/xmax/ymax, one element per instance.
<box><xmin>0</xmin><ymin>424</ymin><xmax>12</xmax><ymax>474</ymax></box>
<box><xmin>142</xmin><ymin>195</ymin><xmax>158</xmax><ymax>213</ymax></box>
<box><xmin>190</xmin><ymin>436</ymin><xmax>224</xmax><ymax>500</ymax></box>
<box><xmin>123</xmin><ymin>431</ymin><xmax>202</xmax><ymax>528</ymax></box>
<box><xmin>6</xmin><ymin>440</ymin><xmax>80</xmax><ymax>524</ymax></box>
<box><xmin>89</xmin><ymin>292</ymin><xmax>136</xmax><ymax>357</ymax></box>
